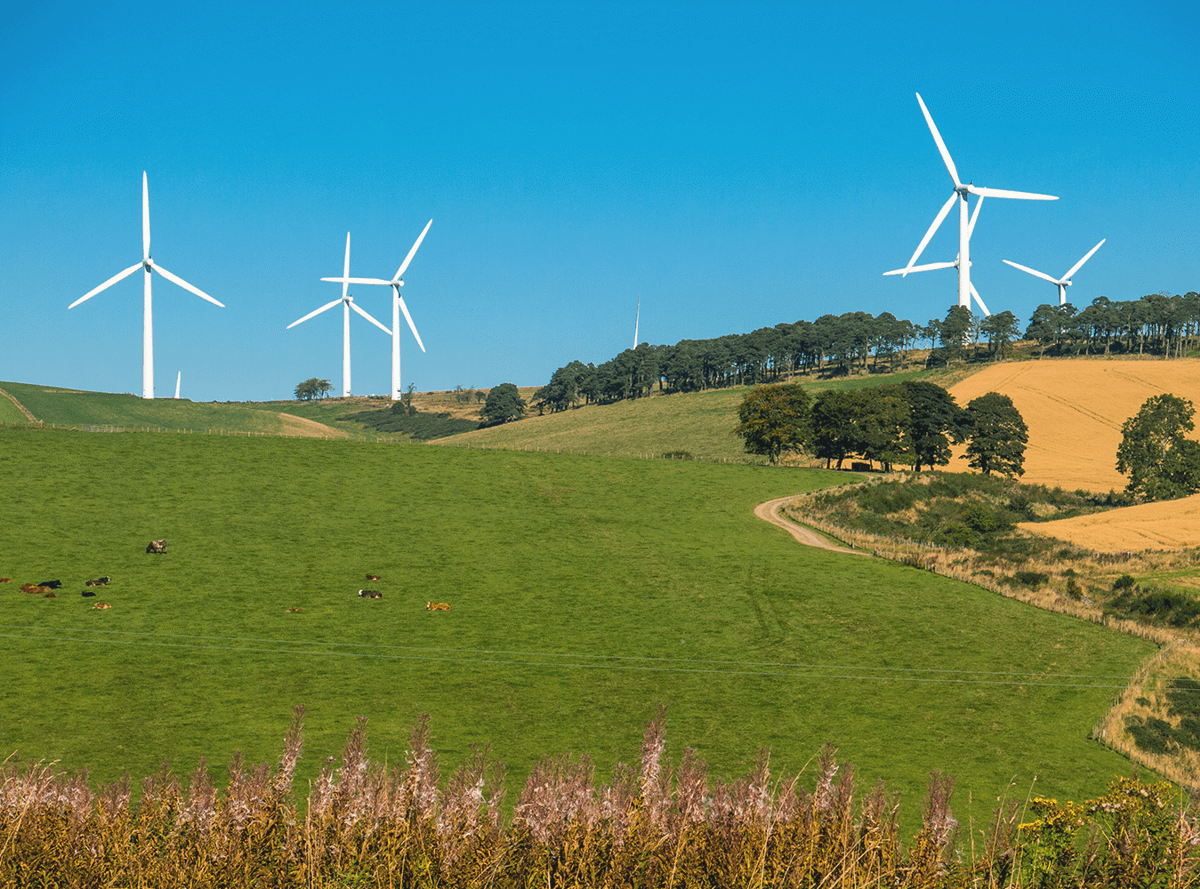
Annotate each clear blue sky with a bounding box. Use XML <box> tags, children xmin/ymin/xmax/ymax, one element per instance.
<box><xmin>2</xmin><ymin>0</ymin><xmax>1196</xmax><ymax>402</ymax></box>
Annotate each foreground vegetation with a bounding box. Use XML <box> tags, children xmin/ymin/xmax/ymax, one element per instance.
<box><xmin>4</xmin><ymin>709</ymin><xmax>1198</xmax><ymax>888</ymax></box>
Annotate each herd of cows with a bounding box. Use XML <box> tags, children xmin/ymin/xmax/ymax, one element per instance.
<box><xmin>4</xmin><ymin>549</ymin><xmax>454</xmax><ymax>613</ymax></box>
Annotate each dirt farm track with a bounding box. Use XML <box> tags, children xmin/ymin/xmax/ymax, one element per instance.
<box><xmin>947</xmin><ymin>358</ymin><xmax>1200</xmax><ymax>550</ymax></box>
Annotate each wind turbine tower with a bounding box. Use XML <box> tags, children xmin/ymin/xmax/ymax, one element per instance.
<box><xmin>633</xmin><ymin>294</ymin><xmax>640</xmax><ymax>349</ymax></box>
<box><xmin>885</xmin><ymin>94</ymin><xmax>1059</xmax><ymax>315</ymax></box>
<box><xmin>69</xmin><ymin>172</ymin><xmax>225</xmax><ymax>398</ymax></box>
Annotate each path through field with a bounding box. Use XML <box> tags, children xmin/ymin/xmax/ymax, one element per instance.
<box><xmin>754</xmin><ymin>496</ymin><xmax>868</xmax><ymax>556</ymax></box>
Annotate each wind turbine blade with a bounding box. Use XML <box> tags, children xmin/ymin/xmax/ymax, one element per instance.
<box><xmin>350</xmin><ymin>300</ymin><xmax>392</xmax><ymax>335</ymax></box>
<box><xmin>967</xmin><ymin>186</ymin><xmax>1058</xmax><ymax>201</ymax></box>
<box><xmin>323</xmin><ymin>276</ymin><xmax>394</xmax><ymax>286</ymax></box>
<box><xmin>287</xmin><ymin>297</ymin><xmax>344</xmax><ymax>328</ymax></box>
<box><xmin>883</xmin><ymin>261</ymin><xmax>956</xmax><ymax>276</ymax></box>
<box><xmin>970</xmin><ymin>283</ymin><xmax>991</xmax><ymax>317</ymax></box>
<box><xmin>142</xmin><ymin>171</ymin><xmax>150</xmax><ymax>261</ymax></box>
<box><xmin>967</xmin><ymin>194</ymin><xmax>985</xmax><ymax>238</ymax></box>
<box><xmin>341</xmin><ymin>233</ymin><xmax>351</xmax><ymax>300</ymax></box>
<box><xmin>151</xmin><ymin>263</ymin><xmax>225</xmax><ymax>307</ymax></box>
<box><xmin>70</xmin><ymin>262</ymin><xmax>144</xmax><ymax>308</ymax></box>
<box><xmin>1002</xmin><ymin>259</ymin><xmax>1059</xmax><ymax>285</ymax></box>
<box><xmin>903</xmin><ymin>192</ymin><xmax>957</xmax><ymax>274</ymax></box>
<box><xmin>1062</xmin><ymin>239</ymin><xmax>1106</xmax><ymax>281</ymax></box>
<box><xmin>397</xmin><ymin>294</ymin><xmax>426</xmax><ymax>352</ymax></box>
<box><xmin>915</xmin><ymin>93</ymin><xmax>961</xmax><ymax>187</ymax></box>
<box><xmin>394</xmin><ymin>219</ymin><xmax>433</xmax><ymax>280</ymax></box>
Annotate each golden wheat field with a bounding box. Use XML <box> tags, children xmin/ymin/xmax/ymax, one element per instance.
<box><xmin>948</xmin><ymin>358</ymin><xmax>1200</xmax><ymax>492</ymax></box>
<box><xmin>946</xmin><ymin>358</ymin><xmax>1200</xmax><ymax>549</ymax></box>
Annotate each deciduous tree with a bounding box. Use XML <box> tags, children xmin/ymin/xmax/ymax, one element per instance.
<box><xmin>294</xmin><ymin>377</ymin><xmax>332</xmax><ymax>400</ymax></box>
<box><xmin>1116</xmin><ymin>393</ymin><xmax>1200</xmax><ymax>501</ymax></box>
<box><xmin>733</xmin><ymin>383</ymin><xmax>811</xmax><ymax>464</ymax></box>
<box><xmin>963</xmin><ymin>392</ymin><xmax>1028</xmax><ymax>477</ymax></box>
<box><xmin>480</xmin><ymin>383</ymin><xmax>526</xmax><ymax>427</ymax></box>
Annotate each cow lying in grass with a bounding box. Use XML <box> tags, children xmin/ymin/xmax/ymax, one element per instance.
<box><xmin>426</xmin><ymin>602</ymin><xmax>451</xmax><ymax>611</ymax></box>
<box><xmin>358</xmin><ymin>590</ymin><xmax>382</xmax><ymax>599</ymax></box>
<box><xmin>85</xmin><ymin>576</ymin><xmax>111</xmax><ymax>587</ymax></box>
<box><xmin>146</xmin><ymin>539</ymin><xmax>167</xmax><ymax>554</ymax></box>
<box><xmin>365</xmin><ymin>574</ymin><xmax>381</xmax><ymax>581</ymax></box>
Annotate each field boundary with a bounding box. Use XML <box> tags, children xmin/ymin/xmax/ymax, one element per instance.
<box><xmin>0</xmin><ymin>387</ymin><xmax>38</xmax><ymax>424</ymax></box>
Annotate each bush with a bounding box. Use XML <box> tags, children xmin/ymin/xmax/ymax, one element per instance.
<box><xmin>1014</xmin><ymin>571</ymin><xmax>1049</xmax><ymax>589</ymax></box>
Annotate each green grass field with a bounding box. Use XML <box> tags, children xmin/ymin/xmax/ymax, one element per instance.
<box><xmin>0</xmin><ymin>425</ymin><xmax>1154</xmax><ymax>832</ymax></box>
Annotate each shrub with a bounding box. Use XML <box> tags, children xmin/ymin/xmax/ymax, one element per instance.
<box><xmin>1014</xmin><ymin>571</ymin><xmax>1050</xmax><ymax>589</ymax></box>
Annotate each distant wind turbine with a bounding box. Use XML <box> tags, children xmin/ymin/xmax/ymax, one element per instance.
<box><xmin>174</xmin><ymin>372</ymin><xmax>181</xmax><ymax>399</ymax></box>
<box><xmin>287</xmin><ymin>233</ymin><xmax>391</xmax><ymax>397</ymax></box>
<box><xmin>633</xmin><ymin>294</ymin><xmax>640</xmax><ymax>349</ymax></box>
<box><xmin>1003</xmin><ymin>239</ymin><xmax>1106</xmax><ymax>306</ymax></box>
<box><xmin>69</xmin><ymin>172</ymin><xmax>224</xmax><ymax>399</ymax></box>
<box><xmin>885</xmin><ymin>93</ymin><xmax>1058</xmax><ymax>315</ymax></box>
<box><xmin>329</xmin><ymin>220</ymin><xmax>432</xmax><ymax>401</ymax></box>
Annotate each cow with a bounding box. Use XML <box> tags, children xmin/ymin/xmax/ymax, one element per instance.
<box><xmin>358</xmin><ymin>589</ymin><xmax>382</xmax><ymax>599</ymax></box>
<box><xmin>43</xmin><ymin>592</ymin><xmax>55</xmax><ymax>598</ymax></box>
<box><xmin>92</xmin><ymin>602</ymin><xmax>112</xmax><ymax>610</ymax></box>
<box><xmin>365</xmin><ymin>574</ymin><xmax>381</xmax><ymax>581</ymax></box>
<box><xmin>36</xmin><ymin>580</ymin><xmax>62</xmax><ymax>589</ymax></box>
<box><xmin>82</xmin><ymin>591</ymin><xmax>96</xmax><ymax>598</ymax></box>
<box><xmin>0</xmin><ymin>578</ymin><xmax>10</xmax><ymax>583</ymax></box>
<box><xmin>287</xmin><ymin>606</ymin><xmax>303</xmax><ymax>613</ymax></box>
<box><xmin>426</xmin><ymin>602</ymin><xmax>451</xmax><ymax>611</ymax></box>
<box><xmin>21</xmin><ymin>584</ymin><xmax>48</xmax><ymax>595</ymax></box>
<box><xmin>146</xmin><ymin>539</ymin><xmax>167</xmax><ymax>554</ymax></box>
<box><xmin>85</xmin><ymin>576</ymin><xmax>111</xmax><ymax>587</ymax></box>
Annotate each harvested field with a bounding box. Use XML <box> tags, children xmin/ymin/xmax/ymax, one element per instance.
<box><xmin>1021</xmin><ymin>492</ymin><xmax>1200</xmax><ymax>551</ymax></box>
<box><xmin>948</xmin><ymin>358</ymin><xmax>1200</xmax><ymax>493</ymax></box>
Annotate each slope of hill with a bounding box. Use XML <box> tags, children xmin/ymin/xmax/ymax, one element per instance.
<box><xmin>1021</xmin><ymin>492</ymin><xmax>1200</xmax><ymax>551</ymax></box>
<box><xmin>947</xmin><ymin>358</ymin><xmax>1200</xmax><ymax>493</ymax></box>
<box><xmin>0</xmin><ymin>381</ymin><xmax>351</xmax><ymax>439</ymax></box>
<box><xmin>438</xmin><ymin>368</ymin><xmax>979</xmax><ymax>462</ymax></box>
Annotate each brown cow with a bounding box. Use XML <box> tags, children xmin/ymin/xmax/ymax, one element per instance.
<box><xmin>146</xmin><ymin>539</ymin><xmax>167</xmax><ymax>554</ymax></box>
<box><xmin>426</xmin><ymin>601</ymin><xmax>451</xmax><ymax>611</ymax></box>
<box><xmin>365</xmin><ymin>574</ymin><xmax>381</xmax><ymax>581</ymax></box>
<box><xmin>85</xmin><ymin>576</ymin><xmax>111</xmax><ymax>587</ymax></box>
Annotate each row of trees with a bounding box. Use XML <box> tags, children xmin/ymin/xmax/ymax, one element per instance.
<box><xmin>734</xmin><ymin>381</ymin><xmax>1028</xmax><ymax>478</ymax></box>
<box><xmin>1025</xmin><ymin>292</ymin><xmax>1200</xmax><ymax>358</ymax></box>
<box><xmin>533</xmin><ymin>291</ymin><xmax>1197</xmax><ymax>414</ymax></box>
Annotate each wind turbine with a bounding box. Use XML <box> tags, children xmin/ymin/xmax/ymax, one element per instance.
<box><xmin>885</xmin><ymin>93</ymin><xmax>1058</xmax><ymax>314</ymax></box>
<box><xmin>69</xmin><ymin>171</ymin><xmax>224</xmax><ymax>399</ymax></box>
<box><xmin>1003</xmin><ymin>239</ymin><xmax>1106</xmax><ymax>306</ymax></box>
<box><xmin>287</xmin><ymin>233</ymin><xmax>391</xmax><ymax>397</ymax></box>
<box><xmin>174</xmin><ymin>372</ymin><xmax>181</xmax><ymax>399</ymax></box>
<box><xmin>633</xmin><ymin>294</ymin><xmax>641</xmax><ymax>349</ymax></box>
<box><xmin>327</xmin><ymin>220</ymin><xmax>431</xmax><ymax>401</ymax></box>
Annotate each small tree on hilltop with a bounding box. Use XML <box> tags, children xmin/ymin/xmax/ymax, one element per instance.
<box><xmin>963</xmin><ymin>392</ymin><xmax>1027</xmax><ymax>478</ymax></box>
<box><xmin>733</xmin><ymin>383</ymin><xmax>811</xmax><ymax>465</ymax></box>
<box><xmin>1117</xmin><ymin>393</ymin><xmax>1200</xmax><ymax>502</ymax></box>
<box><xmin>480</xmin><ymin>383</ymin><xmax>526</xmax><ymax>427</ymax></box>
<box><xmin>295</xmin><ymin>377</ymin><xmax>332</xmax><ymax>401</ymax></box>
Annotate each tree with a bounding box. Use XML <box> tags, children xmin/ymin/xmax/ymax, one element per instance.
<box><xmin>1116</xmin><ymin>394</ymin><xmax>1200</xmax><ymax>501</ymax></box>
<box><xmin>962</xmin><ymin>392</ymin><xmax>1028</xmax><ymax>477</ymax></box>
<box><xmin>480</xmin><ymin>383</ymin><xmax>526</xmax><ymax>427</ymax></box>
<box><xmin>732</xmin><ymin>383</ymin><xmax>811</xmax><ymax>464</ymax></box>
<box><xmin>979</xmin><ymin>310</ymin><xmax>1020</xmax><ymax>359</ymax></box>
<box><xmin>294</xmin><ymin>377</ymin><xmax>332</xmax><ymax>401</ymax></box>
<box><xmin>939</xmin><ymin>305</ymin><xmax>973</xmax><ymax>364</ymax></box>
<box><xmin>899</xmin><ymin>381</ymin><xmax>965</xmax><ymax>471</ymax></box>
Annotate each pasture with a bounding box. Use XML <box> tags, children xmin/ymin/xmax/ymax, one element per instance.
<box><xmin>0</xmin><ymin>426</ymin><xmax>1154</xmax><ymax>831</ymax></box>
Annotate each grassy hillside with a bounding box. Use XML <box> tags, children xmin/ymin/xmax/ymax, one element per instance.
<box><xmin>1</xmin><ymin>381</ymin><xmax>351</xmax><ymax>438</ymax></box>
<box><xmin>0</xmin><ymin>427</ymin><xmax>1154</xmax><ymax>831</ymax></box>
<box><xmin>437</xmin><ymin>368</ymin><xmax>980</xmax><ymax>462</ymax></box>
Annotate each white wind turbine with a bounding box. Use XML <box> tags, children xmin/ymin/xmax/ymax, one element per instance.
<box><xmin>287</xmin><ymin>233</ymin><xmax>391</xmax><ymax>397</ymax></box>
<box><xmin>885</xmin><ymin>93</ymin><xmax>1059</xmax><ymax>315</ymax></box>
<box><xmin>69</xmin><ymin>172</ymin><xmax>224</xmax><ymax>399</ymax></box>
<box><xmin>327</xmin><ymin>220</ymin><xmax>431</xmax><ymax>401</ymax></box>
<box><xmin>633</xmin><ymin>294</ymin><xmax>641</xmax><ymax>349</ymax></box>
<box><xmin>1003</xmin><ymin>239</ymin><xmax>1106</xmax><ymax>306</ymax></box>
